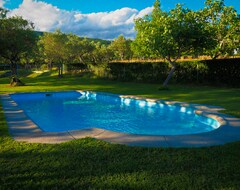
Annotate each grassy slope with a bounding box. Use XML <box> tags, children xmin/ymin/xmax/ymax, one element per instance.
<box><xmin>0</xmin><ymin>73</ymin><xmax>240</xmax><ymax>189</ymax></box>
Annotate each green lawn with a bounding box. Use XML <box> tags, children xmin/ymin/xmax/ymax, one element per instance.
<box><xmin>0</xmin><ymin>72</ymin><xmax>240</xmax><ymax>189</ymax></box>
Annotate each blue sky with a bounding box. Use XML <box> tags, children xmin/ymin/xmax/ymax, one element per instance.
<box><xmin>3</xmin><ymin>0</ymin><xmax>240</xmax><ymax>13</ymax></box>
<box><xmin>1</xmin><ymin>0</ymin><xmax>239</xmax><ymax>40</ymax></box>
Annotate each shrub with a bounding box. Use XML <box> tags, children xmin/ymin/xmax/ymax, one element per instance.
<box><xmin>102</xmin><ymin>58</ymin><xmax>240</xmax><ymax>86</ymax></box>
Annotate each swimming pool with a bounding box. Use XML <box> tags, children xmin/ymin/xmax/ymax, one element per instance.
<box><xmin>10</xmin><ymin>91</ymin><xmax>220</xmax><ymax>136</ymax></box>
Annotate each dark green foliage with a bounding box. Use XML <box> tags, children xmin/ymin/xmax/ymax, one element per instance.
<box><xmin>171</xmin><ymin>61</ymin><xmax>209</xmax><ymax>84</ymax></box>
<box><xmin>66</xmin><ymin>63</ymin><xmax>88</xmax><ymax>72</ymax></box>
<box><xmin>105</xmin><ymin>58</ymin><xmax>240</xmax><ymax>86</ymax></box>
<box><xmin>201</xmin><ymin>58</ymin><xmax>240</xmax><ymax>86</ymax></box>
<box><xmin>88</xmin><ymin>37</ymin><xmax>111</xmax><ymax>46</ymax></box>
<box><xmin>0</xmin><ymin>15</ymin><xmax>36</xmax><ymax>76</ymax></box>
<box><xmin>34</xmin><ymin>31</ymin><xmax>44</xmax><ymax>37</ymax></box>
<box><xmin>107</xmin><ymin>62</ymin><xmax>169</xmax><ymax>82</ymax></box>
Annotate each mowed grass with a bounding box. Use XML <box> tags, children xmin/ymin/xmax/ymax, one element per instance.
<box><xmin>0</xmin><ymin>72</ymin><xmax>240</xmax><ymax>189</ymax></box>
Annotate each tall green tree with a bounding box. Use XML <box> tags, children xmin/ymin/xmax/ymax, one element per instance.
<box><xmin>133</xmin><ymin>0</ymin><xmax>213</xmax><ymax>86</ymax></box>
<box><xmin>203</xmin><ymin>0</ymin><xmax>240</xmax><ymax>58</ymax></box>
<box><xmin>92</xmin><ymin>42</ymin><xmax>114</xmax><ymax>64</ymax></box>
<box><xmin>38</xmin><ymin>30</ymin><xmax>68</xmax><ymax>77</ymax></box>
<box><xmin>0</xmin><ymin>9</ymin><xmax>36</xmax><ymax>79</ymax></box>
<box><xmin>110</xmin><ymin>35</ymin><xmax>133</xmax><ymax>60</ymax></box>
<box><xmin>66</xmin><ymin>34</ymin><xmax>95</xmax><ymax>64</ymax></box>
<box><xmin>131</xmin><ymin>0</ymin><xmax>162</xmax><ymax>59</ymax></box>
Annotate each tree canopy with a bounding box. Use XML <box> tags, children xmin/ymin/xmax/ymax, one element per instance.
<box><xmin>132</xmin><ymin>0</ymin><xmax>240</xmax><ymax>86</ymax></box>
<box><xmin>110</xmin><ymin>35</ymin><xmax>133</xmax><ymax>60</ymax></box>
<box><xmin>0</xmin><ymin>9</ymin><xmax>36</xmax><ymax>77</ymax></box>
<box><xmin>66</xmin><ymin>34</ymin><xmax>95</xmax><ymax>64</ymax></box>
<box><xmin>202</xmin><ymin>0</ymin><xmax>240</xmax><ymax>58</ymax></box>
<box><xmin>38</xmin><ymin>30</ymin><xmax>69</xmax><ymax>77</ymax></box>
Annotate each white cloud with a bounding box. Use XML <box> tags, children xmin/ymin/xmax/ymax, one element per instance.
<box><xmin>9</xmin><ymin>0</ymin><xmax>63</xmax><ymax>31</ymax></box>
<box><xmin>8</xmin><ymin>0</ymin><xmax>153</xmax><ymax>40</ymax></box>
<box><xmin>0</xmin><ymin>0</ymin><xmax>5</xmax><ymax>7</ymax></box>
<box><xmin>137</xmin><ymin>7</ymin><xmax>153</xmax><ymax>18</ymax></box>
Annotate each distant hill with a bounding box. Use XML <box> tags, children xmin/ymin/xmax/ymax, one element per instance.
<box><xmin>34</xmin><ymin>31</ymin><xmax>111</xmax><ymax>45</ymax></box>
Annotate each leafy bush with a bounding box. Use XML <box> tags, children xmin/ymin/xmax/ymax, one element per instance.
<box><xmin>40</xmin><ymin>64</ymin><xmax>48</xmax><ymax>70</ymax></box>
<box><xmin>201</xmin><ymin>58</ymin><xmax>240</xmax><ymax>86</ymax></box>
<box><xmin>107</xmin><ymin>62</ymin><xmax>169</xmax><ymax>82</ymax></box>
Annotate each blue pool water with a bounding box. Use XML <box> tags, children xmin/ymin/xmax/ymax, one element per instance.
<box><xmin>10</xmin><ymin>91</ymin><xmax>220</xmax><ymax>135</ymax></box>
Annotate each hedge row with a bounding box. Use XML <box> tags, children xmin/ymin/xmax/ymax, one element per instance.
<box><xmin>103</xmin><ymin>58</ymin><xmax>240</xmax><ymax>86</ymax></box>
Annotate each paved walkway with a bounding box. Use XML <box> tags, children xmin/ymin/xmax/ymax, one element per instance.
<box><xmin>1</xmin><ymin>92</ymin><xmax>240</xmax><ymax>147</ymax></box>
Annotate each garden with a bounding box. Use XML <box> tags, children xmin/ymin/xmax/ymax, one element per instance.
<box><xmin>0</xmin><ymin>0</ymin><xmax>240</xmax><ymax>189</ymax></box>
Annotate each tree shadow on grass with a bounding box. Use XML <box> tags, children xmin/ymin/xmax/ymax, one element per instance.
<box><xmin>0</xmin><ymin>138</ymin><xmax>240</xmax><ymax>189</ymax></box>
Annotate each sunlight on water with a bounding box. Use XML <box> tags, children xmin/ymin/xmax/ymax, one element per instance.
<box><xmin>180</xmin><ymin>107</ymin><xmax>186</xmax><ymax>112</ymax></box>
<box><xmin>123</xmin><ymin>98</ymin><xmax>131</xmax><ymax>106</ymax></box>
<box><xmin>147</xmin><ymin>102</ymin><xmax>156</xmax><ymax>107</ymax></box>
<box><xmin>138</xmin><ymin>101</ymin><xmax>146</xmax><ymax>107</ymax></box>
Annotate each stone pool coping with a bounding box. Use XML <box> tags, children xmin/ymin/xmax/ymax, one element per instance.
<box><xmin>1</xmin><ymin>91</ymin><xmax>240</xmax><ymax>147</ymax></box>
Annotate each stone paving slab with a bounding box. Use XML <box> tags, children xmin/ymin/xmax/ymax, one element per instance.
<box><xmin>1</xmin><ymin>92</ymin><xmax>240</xmax><ymax>147</ymax></box>
<box><xmin>14</xmin><ymin>132</ymin><xmax>74</xmax><ymax>144</ymax></box>
<box><xmin>69</xmin><ymin>128</ymin><xmax>105</xmax><ymax>139</ymax></box>
<box><xmin>96</xmin><ymin>130</ymin><xmax>169</xmax><ymax>147</ymax></box>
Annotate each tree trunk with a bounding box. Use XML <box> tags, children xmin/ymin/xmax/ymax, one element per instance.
<box><xmin>10</xmin><ymin>61</ymin><xmax>18</xmax><ymax>76</ymax></box>
<box><xmin>9</xmin><ymin>60</ymin><xmax>24</xmax><ymax>86</ymax></box>
<box><xmin>58</xmin><ymin>64</ymin><xmax>61</xmax><ymax>77</ymax></box>
<box><xmin>162</xmin><ymin>62</ymin><xmax>176</xmax><ymax>87</ymax></box>
<box><xmin>10</xmin><ymin>76</ymin><xmax>25</xmax><ymax>86</ymax></box>
<box><xmin>48</xmin><ymin>61</ymin><xmax>52</xmax><ymax>70</ymax></box>
<box><xmin>61</xmin><ymin>64</ymin><xmax>63</xmax><ymax>76</ymax></box>
<box><xmin>58</xmin><ymin>63</ymin><xmax>63</xmax><ymax>78</ymax></box>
